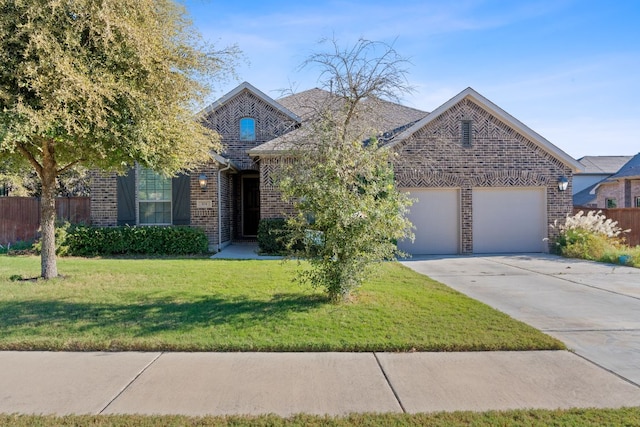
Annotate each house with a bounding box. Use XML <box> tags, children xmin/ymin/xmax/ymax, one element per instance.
<box><xmin>584</xmin><ymin>153</ymin><xmax>640</xmax><ymax>209</ymax></box>
<box><xmin>573</xmin><ymin>156</ymin><xmax>633</xmax><ymax>194</ymax></box>
<box><xmin>572</xmin><ymin>155</ymin><xmax>632</xmax><ymax>207</ymax></box>
<box><xmin>90</xmin><ymin>82</ymin><xmax>581</xmax><ymax>255</ymax></box>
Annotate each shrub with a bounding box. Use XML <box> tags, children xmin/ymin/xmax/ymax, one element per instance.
<box><xmin>550</xmin><ymin>210</ymin><xmax>631</xmax><ymax>264</ymax></box>
<box><xmin>257</xmin><ymin>218</ymin><xmax>290</xmax><ymax>255</ymax></box>
<box><xmin>1</xmin><ymin>240</ymin><xmax>36</xmax><ymax>255</ymax></box>
<box><xmin>63</xmin><ymin>225</ymin><xmax>208</xmax><ymax>256</ymax></box>
<box><xmin>33</xmin><ymin>221</ymin><xmax>72</xmax><ymax>256</ymax></box>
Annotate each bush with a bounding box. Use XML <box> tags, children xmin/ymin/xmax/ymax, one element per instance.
<box><xmin>550</xmin><ymin>210</ymin><xmax>635</xmax><ymax>266</ymax></box>
<box><xmin>0</xmin><ymin>240</ymin><xmax>36</xmax><ymax>255</ymax></box>
<box><xmin>62</xmin><ymin>225</ymin><xmax>209</xmax><ymax>256</ymax></box>
<box><xmin>257</xmin><ymin>218</ymin><xmax>291</xmax><ymax>255</ymax></box>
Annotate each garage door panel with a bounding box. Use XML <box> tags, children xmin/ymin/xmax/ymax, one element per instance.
<box><xmin>473</xmin><ymin>187</ymin><xmax>547</xmax><ymax>253</ymax></box>
<box><xmin>399</xmin><ymin>188</ymin><xmax>459</xmax><ymax>255</ymax></box>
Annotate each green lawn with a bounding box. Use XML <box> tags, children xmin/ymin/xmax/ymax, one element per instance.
<box><xmin>3</xmin><ymin>408</ymin><xmax>640</xmax><ymax>426</ymax></box>
<box><xmin>0</xmin><ymin>255</ymin><xmax>564</xmax><ymax>352</ymax></box>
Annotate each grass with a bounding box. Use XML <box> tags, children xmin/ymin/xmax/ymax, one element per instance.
<box><xmin>2</xmin><ymin>408</ymin><xmax>640</xmax><ymax>426</ymax></box>
<box><xmin>0</xmin><ymin>255</ymin><xmax>564</xmax><ymax>352</ymax></box>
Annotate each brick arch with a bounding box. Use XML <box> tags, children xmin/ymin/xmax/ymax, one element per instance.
<box><xmin>469</xmin><ymin>170</ymin><xmax>548</xmax><ymax>187</ymax></box>
<box><xmin>395</xmin><ymin>170</ymin><xmax>465</xmax><ymax>188</ymax></box>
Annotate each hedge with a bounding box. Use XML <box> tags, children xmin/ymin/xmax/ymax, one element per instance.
<box><xmin>257</xmin><ymin>218</ymin><xmax>291</xmax><ymax>255</ymax></box>
<box><xmin>62</xmin><ymin>225</ymin><xmax>209</xmax><ymax>256</ymax></box>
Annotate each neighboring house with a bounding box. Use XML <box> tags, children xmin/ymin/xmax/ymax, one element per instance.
<box><xmin>572</xmin><ymin>155</ymin><xmax>632</xmax><ymax>207</ymax></box>
<box><xmin>586</xmin><ymin>153</ymin><xmax>640</xmax><ymax>209</ymax></box>
<box><xmin>90</xmin><ymin>82</ymin><xmax>581</xmax><ymax>255</ymax></box>
<box><xmin>573</xmin><ymin>156</ymin><xmax>633</xmax><ymax>194</ymax></box>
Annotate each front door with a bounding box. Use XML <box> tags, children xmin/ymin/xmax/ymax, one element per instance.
<box><xmin>242</xmin><ymin>176</ymin><xmax>260</xmax><ymax>237</ymax></box>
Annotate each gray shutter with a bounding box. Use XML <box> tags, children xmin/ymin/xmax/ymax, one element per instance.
<box><xmin>172</xmin><ymin>173</ymin><xmax>191</xmax><ymax>225</ymax></box>
<box><xmin>116</xmin><ymin>168</ymin><xmax>136</xmax><ymax>225</ymax></box>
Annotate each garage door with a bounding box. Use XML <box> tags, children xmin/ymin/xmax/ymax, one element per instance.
<box><xmin>473</xmin><ymin>187</ymin><xmax>547</xmax><ymax>253</ymax></box>
<box><xmin>398</xmin><ymin>188</ymin><xmax>460</xmax><ymax>255</ymax></box>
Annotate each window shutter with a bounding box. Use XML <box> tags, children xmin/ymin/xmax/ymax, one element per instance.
<box><xmin>172</xmin><ymin>173</ymin><xmax>191</xmax><ymax>225</ymax></box>
<box><xmin>116</xmin><ymin>168</ymin><xmax>136</xmax><ymax>225</ymax></box>
<box><xmin>461</xmin><ymin>120</ymin><xmax>472</xmax><ymax>147</ymax></box>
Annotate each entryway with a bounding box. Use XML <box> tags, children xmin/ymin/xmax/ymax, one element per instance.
<box><xmin>242</xmin><ymin>176</ymin><xmax>260</xmax><ymax>237</ymax></box>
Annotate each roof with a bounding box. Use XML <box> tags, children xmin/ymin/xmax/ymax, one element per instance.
<box><xmin>198</xmin><ymin>81</ymin><xmax>301</xmax><ymax>123</ymax></box>
<box><xmin>577</xmin><ymin>156</ymin><xmax>633</xmax><ymax>174</ymax></box>
<box><xmin>608</xmin><ymin>153</ymin><xmax>640</xmax><ymax>179</ymax></box>
<box><xmin>573</xmin><ymin>182</ymin><xmax>599</xmax><ymax>207</ymax></box>
<box><xmin>249</xmin><ymin>88</ymin><xmax>428</xmax><ymax>155</ymax></box>
<box><xmin>385</xmin><ymin>87</ymin><xmax>583</xmax><ymax>172</ymax></box>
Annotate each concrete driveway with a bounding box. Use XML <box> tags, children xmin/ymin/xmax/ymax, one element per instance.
<box><xmin>402</xmin><ymin>254</ymin><xmax>640</xmax><ymax>387</ymax></box>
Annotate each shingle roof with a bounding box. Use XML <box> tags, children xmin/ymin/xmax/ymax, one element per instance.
<box><xmin>577</xmin><ymin>156</ymin><xmax>633</xmax><ymax>174</ymax></box>
<box><xmin>248</xmin><ymin>88</ymin><xmax>428</xmax><ymax>155</ymax></box>
<box><xmin>609</xmin><ymin>153</ymin><xmax>640</xmax><ymax>179</ymax></box>
<box><xmin>573</xmin><ymin>183</ymin><xmax>599</xmax><ymax>207</ymax></box>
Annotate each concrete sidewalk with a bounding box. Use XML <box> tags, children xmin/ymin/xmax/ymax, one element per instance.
<box><xmin>1</xmin><ymin>351</ymin><xmax>640</xmax><ymax>416</ymax></box>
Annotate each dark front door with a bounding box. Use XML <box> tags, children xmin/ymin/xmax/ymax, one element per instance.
<box><xmin>242</xmin><ymin>177</ymin><xmax>260</xmax><ymax>236</ymax></box>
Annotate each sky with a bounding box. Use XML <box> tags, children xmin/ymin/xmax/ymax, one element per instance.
<box><xmin>181</xmin><ymin>0</ymin><xmax>640</xmax><ymax>159</ymax></box>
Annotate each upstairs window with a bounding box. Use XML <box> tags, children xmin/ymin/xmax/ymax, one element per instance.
<box><xmin>461</xmin><ymin>120</ymin><xmax>472</xmax><ymax>147</ymax></box>
<box><xmin>635</xmin><ymin>196</ymin><xmax>640</xmax><ymax>208</ymax></box>
<box><xmin>239</xmin><ymin>117</ymin><xmax>256</xmax><ymax>141</ymax></box>
<box><xmin>605</xmin><ymin>198</ymin><xmax>617</xmax><ymax>209</ymax></box>
<box><xmin>138</xmin><ymin>167</ymin><xmax>172</xmax><ymax>225</ymax></box>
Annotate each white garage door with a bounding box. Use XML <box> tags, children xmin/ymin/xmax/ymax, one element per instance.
<box><xmin>473</xmin><ymin>187</ymin><xmax>547</xmax><ymax>253</ymax></box>
<box><xmin>399</xmin><ymin>188</ymin><xmax>460</xmax><ymax>255</ymax></box>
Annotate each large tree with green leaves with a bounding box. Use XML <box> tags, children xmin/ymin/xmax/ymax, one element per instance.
<box><xmin>277</xmin><ymin>38</ymin><xmax>415</xmax><ymax>302</ymax></box>
<box><xmin>0</xmin><ymin>0</ymin><xmax>237</xmax><ymax>278</ymax></box>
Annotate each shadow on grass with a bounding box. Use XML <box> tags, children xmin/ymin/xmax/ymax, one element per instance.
<box><xmin>0</xmin><ymin>293</ymin><xmax>329</xmax><ymax>337</ymax></box>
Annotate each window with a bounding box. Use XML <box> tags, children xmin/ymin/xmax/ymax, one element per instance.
<box><xmin>138</xmin><ymin>167</ymin><xmax>172</xmax><ymax>225</ymax></box>
<box><xmin>239</xmin><ymin>117</ymin><xmax>256</xmax><ymax>141</ymax></box>
<box><xmin>636</xmin><ymin>197</ymin><xmax>640</xmax><ymax>208</ymax></box>
<box><xmin>461</xmin><ymin>120</ymin><xmax>472</xmax><ymax>147</ymax></box>
<box><xmin>606</xmin><ymin>198</ymin><xmax>617</xmax><ymax>209</ymax></box>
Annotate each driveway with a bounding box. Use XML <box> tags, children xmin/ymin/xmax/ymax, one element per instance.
<box><xmin>402</xmin><ymin>254</ymin><xmax>640</xmax><ymax>387</ymax></box>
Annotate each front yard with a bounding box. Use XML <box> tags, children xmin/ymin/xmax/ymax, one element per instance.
<box><xmin>0</xmin><ymin>256</ymin><xmax>563</xmax><ymax>352</ymax></box>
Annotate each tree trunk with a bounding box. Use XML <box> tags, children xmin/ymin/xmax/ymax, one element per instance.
<box><xmin>40</xmin><ymin>140</ymin><xmax>58</xmax><ymax>279</ymax></box>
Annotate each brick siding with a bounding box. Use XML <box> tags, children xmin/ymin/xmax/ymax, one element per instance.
<box><xmin>392</xmin><ymin>98</ymin><xmax>574</xmax><ymax>253</ymax></box>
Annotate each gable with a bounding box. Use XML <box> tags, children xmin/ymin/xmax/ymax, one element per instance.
<box><xmin>388</xmin><ymin>88</ymin><xmax>582</xmax><ymax>172</ymax></box>
<box><xmin>392</xmin><ymin>95</ymin><xmax>578</xmax><ymax>189</ymax></box>
<box><xmin>200</xmin><ymin>82</ymin><xmax>301</xmax><ymax>169</ymax></box>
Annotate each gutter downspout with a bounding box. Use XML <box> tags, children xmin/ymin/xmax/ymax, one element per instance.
<box><xmin>217</xmin><ymin>159</ymin><xmax>233</xmax><ymax>252</ymax></box>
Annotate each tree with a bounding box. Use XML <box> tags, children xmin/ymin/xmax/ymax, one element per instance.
<box><xmin>0</xmin><ymin>0</ymin><xmax>238</xmax><ymax>278</ymax></box>
<box><xmin>276</xmin><ymin>38</ymin><xmax>415</xmax><ymax>302</ymax></box>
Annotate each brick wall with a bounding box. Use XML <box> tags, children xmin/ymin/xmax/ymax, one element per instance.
<box><xmin>258</xmin><ymin>157</ymin><xmax>295</xmax><ymax>219</ymax></box>
<box><xmin>89</xmin><ymin>170</ymin><xmax>117</xmax><ymax>226</ymax></box>
<box><xmin>190</xmin><ymin>165</ymin><xmax>218</xmax><ymax>248</ymax></box>
<box><xmin>90</xmin><ymin>166</ymin><xmax>223</xmax><ymax>251</ymax></box>
<box><xmin>202</xmin><ymin>90</ymin><xmax>298</xmax><ymax>171</ymax></box>
<box><xmin>597</xmin><ymin>179</ymin><xmax>640</xmax><ymax>208</ymax></box>
<box><xmin>392</xmin><ymin>98</ymin><xmax>573</xmax><ymax>253</ymax></box>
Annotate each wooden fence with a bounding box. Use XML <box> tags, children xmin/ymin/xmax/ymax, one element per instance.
<box><xmin>0</xmin><ymin>197</ymin><xmax>90</xmax><ymax>245</ymax></box>
<box><xmin>573</xmin><ymin>207</ymin><xmax>640</xmax><ymax>247</ymax></box>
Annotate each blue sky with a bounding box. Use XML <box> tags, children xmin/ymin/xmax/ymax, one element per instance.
<box><xmin>181</xmin><ymin>0</ymin><xmax>639</xmax><ymax>159</ymax></box>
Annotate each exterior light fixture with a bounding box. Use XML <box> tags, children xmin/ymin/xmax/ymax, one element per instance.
<box><xmin>199</xmin><ymin>173</ymin><xmax>208</xmax><ymax>190</ymax></box>
<box><xmin>557</xmin><ymin>176</ymin><xmax>568</xmax><ymax>192</ymax></box>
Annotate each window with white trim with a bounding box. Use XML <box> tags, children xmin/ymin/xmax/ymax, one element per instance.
<box><xmin>138</xmin><ymin>167</ymin><xmax>172</xmax><ymax>225</ymax></box>
<box><xmin>635</xmin><ymin>196</ymin><xmax>640</xmax><ymax>208</ymax></box>
<box><xmin>605</xmin><ymin>198</ymin><xmax>617</xmax><ymax>209</ymax></box>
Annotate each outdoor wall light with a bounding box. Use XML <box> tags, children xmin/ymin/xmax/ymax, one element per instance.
<box><xmin>199</xmin><ymin>173</ymin><xmax>208</xmax><ymax>190</ymax></box>
<box><xmin>557</xmin><ymin>176</ymin><xmax>568</xmax><ymax>192</ymax></box>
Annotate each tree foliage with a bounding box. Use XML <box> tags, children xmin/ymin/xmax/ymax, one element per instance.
<box><xmin>0</xmin><ymin>0</ymin><xmax>238</xmax><ymax>278</ymax></box>
<box><xmin>277</xmin><ymin>38</ymin><xmax>414</xmax><ymax>302</ymax></box>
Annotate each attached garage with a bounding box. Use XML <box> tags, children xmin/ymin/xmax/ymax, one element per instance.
<box><xmin>399</xmin><ymin>188</ymin><xmax>460</xmax><ymax>255</ymax></box>
<box><xmin>472</xmin><ymin>187</ymin><xmax>547</xmax><ymax>253</ymax></box>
